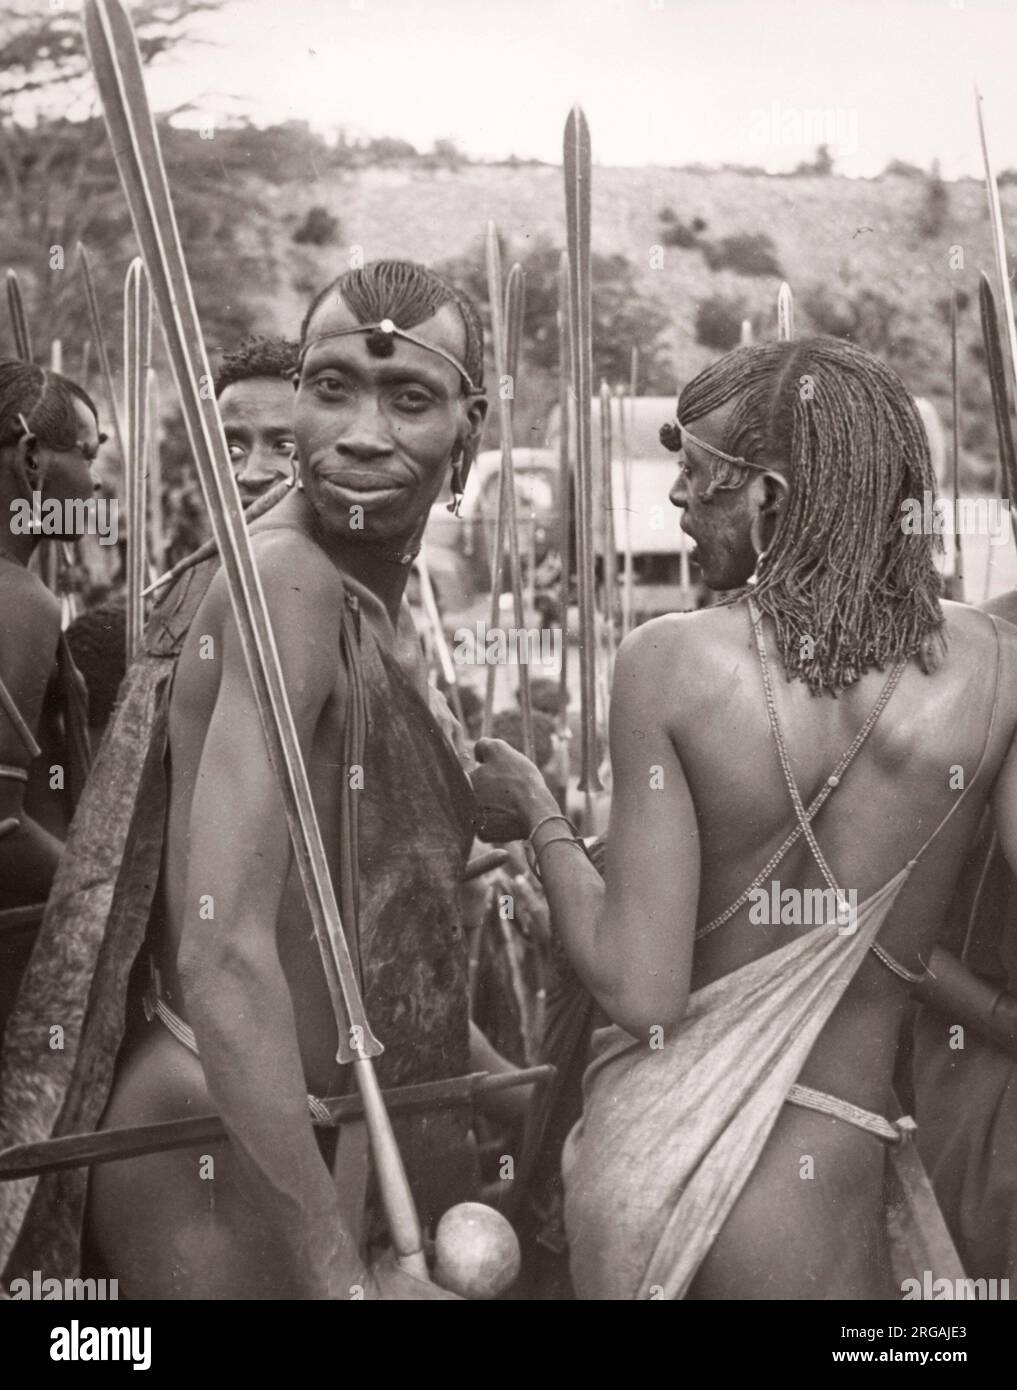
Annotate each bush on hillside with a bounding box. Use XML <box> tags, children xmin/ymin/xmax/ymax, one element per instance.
<box><xmin>702</xmin><ymin>232</ymin><xmax>783</xmax><ymax>277</ymax></box>
<box><xmin>695</xmin><ymin>294</ymin><xmax>747</xmax><ymax>351</ymax></box>
<box><xmin>292</xmin><ymin>205</ymin><xmax>340</xmax><ymax>246</ymax></box>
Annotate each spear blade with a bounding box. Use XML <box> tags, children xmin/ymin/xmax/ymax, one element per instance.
<box><xmin>777</xmin><ymin>282</ymin><xmax>794</xmax><ymax>342</ymax></box>
<box><xmin>5</xmin><ymin>270</ymin><xmax>33</xmax><ymax>363</ymax></box>
<box><xmin>975</xmin><ymin>86</ymin><xmax>1017</xmax><ymax>409</ymax></box>
<box><xmin>563</xmin><ymin>104</ymin><xmax>602</xmax><ymax>793</ymax></box>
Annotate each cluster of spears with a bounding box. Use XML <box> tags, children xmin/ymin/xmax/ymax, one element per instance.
<box><xmin>4</xmin><ymin>0</ymin><xmax>1017</xmax><ymax>1296</ymax></box>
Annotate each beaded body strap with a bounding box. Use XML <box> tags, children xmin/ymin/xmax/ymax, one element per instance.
<box><xmin>696</xmin><ymin>601</ymin><xmax>908</xmax><ymax>941</ymax></box>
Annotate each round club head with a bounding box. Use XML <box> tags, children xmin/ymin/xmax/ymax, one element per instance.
<box><xmin>433</xmin><ymin>1201</ymin><xmax>521</xmax><ymax>1300</ymax></box>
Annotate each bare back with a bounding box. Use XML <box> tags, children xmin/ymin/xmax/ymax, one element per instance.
<box><xmin>644</xmin><ymin>597</ymin><xmax>1017</xmax><ymax>1298</ymax></box>
<box><xmin>657</xmin><ymin>599</ymin><xmax>1015</xmax><ymax>1097</ymax></box>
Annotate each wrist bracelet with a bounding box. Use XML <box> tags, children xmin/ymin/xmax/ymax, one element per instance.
<box><xmin>526</xmin><ymin>827</ymin><xmax>592</xmax><ymax>883</ymax></box>
<box><xmin>528</xmin><ymin>812</ymin><xmax>580</xmax><ymax>845</ymax></box>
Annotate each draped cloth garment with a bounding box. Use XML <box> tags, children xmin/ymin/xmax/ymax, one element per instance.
<box><xmin>563</xmin><ymin>609</ymin><xmax>1002</xmax><ymax>1300</ymax></box>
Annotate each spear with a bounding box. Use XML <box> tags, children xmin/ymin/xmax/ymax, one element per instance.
<box><xmin>619</xmin><ymin>347</ymin><xmax>637</xmax><ymax>637</ymax></box>
<box><xmin>142</xmin><ymin>477</ymin><xmax>292</xmax><ymax>596</ymax></box>
<box><xmin>978</xmin><ymin>272</ymin><xmax>1017</xmax><ymax>554</ymax></box>
<box><xmin>598</xmin><ymin>378</ymin><xmax>617</xmax><ymax>672</ymax></box>
<box><xmin>83</xmin><ymin>0</ymin><xmax>429</xmax><ymax>1280</ymax></box>
<box><xmin>777</xmin><ymin>282</ymin><xmax>794</xmax><ymax>342</ymax></box>
<box><xmin>0</xmin><ymin>1067</ymin><xmax>554</xmax><ymax>1182</ymax></box>
<box><xmin>564</xmin><ymin>104</ymin><xmax>602</xmax><ymax>794</ymax></box>
<box><xmin>948</xmin><ymin>290</ymin><xmax>965</xmax><ymax>600</ymax></box>
<box><xmin>976</xmin><ymin>86</ymin><xmax>1017</xmax><ymax>410</ymax></box>
<box><xmin>415</xmin><ymin>543</ymin><xmax>466</xmax><ymax>727</ymax></box>
<box><xmin>5</xmin><ymin>270</ymin><xmax>33</xmax><ymax>362</ymax></box>
<box><xmin>502</xmin><ymin>264</ymin><xmax>534</xmax><ymax>761</ymax></box>
<box><xmin>482</xmin><ymin>229</ymin><xmax>533</xmax><ymax>759</ymax></box>
<box><xmin>481</xmin><ymin>222</ymin><xmax>507</xmax><ymax>738</ymax></box>
<box><xmin>77</xmin><ymin>242</ymin><xmax>127</xmax><ymax>468</ymax></box>
<box><xmin>123</xmin><ymin>256</ymin><xmax>151</xmax><ymax>662</ymax></box>
<box><xmin>148</xmin><ymin>366</ymin><xmax>164</xmax><ymax>574</ymax></box>
<box><xmin>554</xmin><ymin>251</ymin><xmax>572</xmax><ymax>807</ymax></box>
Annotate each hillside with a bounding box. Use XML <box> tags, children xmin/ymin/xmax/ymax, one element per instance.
<box><xmin>252</xmin><ymin>160</ymin><xmax>1012</xmax><ymax>483</ymax></box>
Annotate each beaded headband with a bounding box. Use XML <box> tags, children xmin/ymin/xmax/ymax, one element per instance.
<box><xmin>664</xmin><ymin>417</ymin><xmax>772</xmax><ymax>473</ymax></box>
<box><xmin>299</xmin><ymin>319</ymin><xmax>484</xmax><ymax>396</ymax></box>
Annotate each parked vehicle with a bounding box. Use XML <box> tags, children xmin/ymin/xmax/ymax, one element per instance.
<box><xmin>546</xmin><ymin>394</ymin><xmax>701</xmax><ymax>617</ymax></box>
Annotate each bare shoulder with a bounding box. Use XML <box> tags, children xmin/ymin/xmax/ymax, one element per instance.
<box><xmin>0</xmin><ymin>564</ymin><xmax>60</xmax><ymax>633</ymax></box>
<box><xmin>202</xmin><ymin>527</ymin><xmax>345</xmax><ymax>629</ymax></box>
<box><xmin>938</xmin><ymin>600</ymin><xmax>1017</xmax><ymax>734</ymax></box>
<box><xmin>942</xmin><ymin>598</ymin><xmax>1017</xmax><ymax>667</ymax></box>
<box><xmin>613</xmin><ymin>605</ymin><xmax>744</xmax><ymax>728</ymax></box>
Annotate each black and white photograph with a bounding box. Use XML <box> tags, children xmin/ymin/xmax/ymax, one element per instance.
<box><xmin>1</xmin><ymin>0</ymin><xmax>1017</xmax><ymax>1355</ymax></box>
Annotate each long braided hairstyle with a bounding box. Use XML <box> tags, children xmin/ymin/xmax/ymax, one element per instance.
<box><xmin>300</xmin><ymin>259</ymin><xmax>485</xmax><ymax>390</ymax></box>
<box><xmin>674</xmin><ymin>336</ymin><xmax>944</xmax><ymax>695</ymax></box>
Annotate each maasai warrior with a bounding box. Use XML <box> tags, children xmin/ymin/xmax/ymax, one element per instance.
<box><xmin>472</xmin><ymin>335</ymin><xmax>1017</xmax><ymax>1299</ymax></box>
<box><xmin>0</xmin><ymin>361</ymin><xmax>100</xmax><ymax>1025</ymax></box>
<box><xmin>1</xmin><ymin>261</ymin><xmax>489</xmax><ymax>1299</ymax></box>
<box><xmin>912</xmin><ymin>583</ymin><xmax>1017</xmax><ymax>1288</ymax></box>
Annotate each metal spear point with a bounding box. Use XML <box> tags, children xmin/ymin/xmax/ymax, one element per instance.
<box><xmin>777</xmin><ymin>281</ymin><xmax>794</xmax><ymax>342</ymax></box>
<box><xmin>5</xmin><ymin>270</ymin><xmax>33</xmax><ymax>363</ymax></box>
<box><xmin>976</xmin><ymin>85</ymin><xmax>1017</xmax><ymax>410</ymax></box>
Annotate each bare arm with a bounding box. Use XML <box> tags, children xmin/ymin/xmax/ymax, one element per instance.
<box><xmin>176</xmin><ymin>542</ymin><xmax>356</xmax><ymax>1299</ymax></box>
<box><xmin>471</xmin><ymin>622</ymin><xmax>700</xmax><ymax>1037</ymax></box>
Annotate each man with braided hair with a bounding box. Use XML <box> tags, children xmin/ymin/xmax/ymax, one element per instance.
<box><xmin>471</xmin><ymin>334</ymin><xmax>1017</xmax><ymax>1298</ymax></box>
<box><xmin>2</xmin><ymin>262</ymin><xmax>491</xmax><ymax>1299</ymax></box>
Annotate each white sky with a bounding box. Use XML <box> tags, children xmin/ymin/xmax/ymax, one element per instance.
<box><xmin>137</xmin><ymin>0</ymin><xmax>1017</xmax><ymax>177</ymax></box>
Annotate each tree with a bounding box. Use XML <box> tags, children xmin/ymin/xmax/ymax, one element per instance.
<box><xmin>0</xmin><ymin>3</ymin><xmax>273</xmax><ymax>364</ymax></box>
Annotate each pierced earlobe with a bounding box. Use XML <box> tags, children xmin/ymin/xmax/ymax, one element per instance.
<box><xmin>447</xmin><ymin>440</ymin><xmax>475</xmax><ymax>515</ymax></box>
